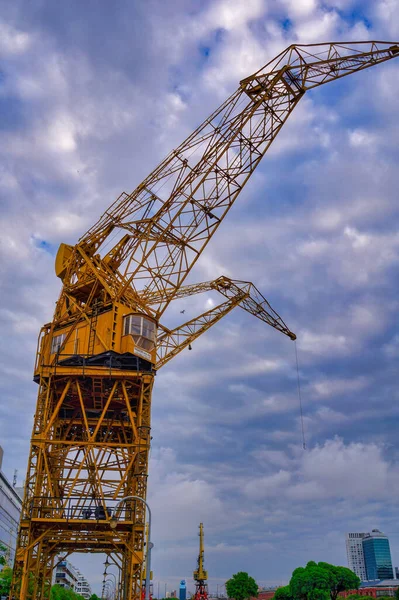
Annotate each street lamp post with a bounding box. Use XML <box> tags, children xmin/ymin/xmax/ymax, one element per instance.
<box><xmin>104</xmin><ymin>570</ymin><xmax>118</xmax><ymax>596</ymax></box>
<box><xmin>104</xmin><ymin>578</ymin><xmax>117</xmax><ymax>599</ymax></box>
<box><xmin>104</xmin><ymin>556</ymin><xmax>122</xmax><ymax>597</ymax></box>
<box><xmin>103</xmin><ymin>580</ymin><xmax>115</xmax><ymax>600</ymax></box>
<box><xmin>104</xmin><ymin>560</ymin><xmax>120</xmax><ymax>599</ymax></box>
<box><xmin>110</xmin><ymin>495</ymin><xmax>153</xmax><ymax>600</ymax></box>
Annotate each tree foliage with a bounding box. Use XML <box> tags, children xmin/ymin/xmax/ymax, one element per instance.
<box><xmin>290</xmin><ymin>563</ymin><xmax>330</xmax><ymax>600</ymax></box>
<box><xmin>274</xmin><ymin>586</ymin><xmax>294</xmax><ymax>600</ymax></box>
<box><xmin>226</xmin><ymin>572</ymin><xmax>258</xmax><ymax>600</ymax></box>
<box><xmin>0</xmin><ymin>542</ymin><xmax>8</xmax><ymax>566</ymax></box>
<box><xmin>0</xmin><ymin>566</ymin><xmax>13</xmax><ymax>597</ymax></box>
<box><xmin>318</xmin><ymin>562</ymin><xmax>360</xmax><ymax>600</ymax></box>
<box><xmin>289</xmin><ymin>562</ymin><xmax>360</xmax><ymax>600</ymax></box>
<box><xmin>50</xmin><ymin>584</ymin><xmax>86</xmax><ymax>600</ymax></box>
<box><xmin>89</xmin><ymin>595</ymin><xmax>102</xmax><ymax>600</ymax></box>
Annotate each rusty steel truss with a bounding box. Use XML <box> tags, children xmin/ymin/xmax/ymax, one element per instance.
<box><xmin>12</xmin><ymin>41</ymin><xmax>399</xmax><ymax>599</ymax></box>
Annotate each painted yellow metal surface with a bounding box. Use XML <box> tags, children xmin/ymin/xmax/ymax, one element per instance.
<box><xmin>11</xmin><ymin>41</ymin><xmax>399</xmax><ymax>600</ymax></box>
<box><xmin>193</xmin><ymin>523</ymin><xmax>208</xmax><ymax>582</ymax></box>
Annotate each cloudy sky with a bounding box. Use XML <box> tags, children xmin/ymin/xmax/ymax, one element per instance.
<box><xmin>1</xmin><ymin>0</ymin><xmax>399</xmax><ymax>595</ymax></box>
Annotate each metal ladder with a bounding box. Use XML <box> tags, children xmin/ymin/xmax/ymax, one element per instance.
<box><xmin>87</xmin><ymin>302</ymin><xmax>100</xmax><ymax>356</ymax></box>
<box><xmin>92</xmin><ymin>378</ymin><xmax>103</xmax><ymax>410</ymax></box>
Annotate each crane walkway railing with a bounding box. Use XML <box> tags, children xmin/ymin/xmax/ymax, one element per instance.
<box><xmin>25</xmin><ymin>496</ymin><xmax>146</xmax><ymax>524</ymax></box>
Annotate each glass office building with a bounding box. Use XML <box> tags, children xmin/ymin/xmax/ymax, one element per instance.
<box><xmin>362</xmin><ymin>530</ymin><xmax>394</xmax><ymax>580</ymax></box>
<box><xmin>179</xmin><ymin>580</ymin><xmax>187</xmax><ymax>600</ymax></box>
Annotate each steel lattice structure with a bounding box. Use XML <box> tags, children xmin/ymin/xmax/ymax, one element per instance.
<box><xmin>193</xmin><ymin>523</ymin><xmax>208</xmax><ymax>600</ymax></box>
<box><xmin>11</xmin><ymin>41</ymin><xmax>399</xmax><ymax>600</ymax></box>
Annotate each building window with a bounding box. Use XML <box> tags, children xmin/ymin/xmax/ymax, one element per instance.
<box><xmin>123</xmin><ymin>315</ymin><xmax>156</xmax><ymax>351</ymax></box>
<box><xmin>51</xmin><ymin>333</ymin><xmax>66</xmax><ymax>354</ymax></box>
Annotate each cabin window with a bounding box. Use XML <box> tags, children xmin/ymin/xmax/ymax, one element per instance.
<box><xmin>51</xmin><ymin>333</ymin><xmax>66</xmax><ymax>354</ymax></box>
<box><xmin>123</xmin><ymin>315</ymin><xmax>156</xmax><ymax>351</ymax></box>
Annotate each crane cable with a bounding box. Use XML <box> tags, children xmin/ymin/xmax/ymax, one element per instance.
<box><xmin>294</xmin><ymin>340</ymin><xmax>306</xmax><ymax>450</ymax></box>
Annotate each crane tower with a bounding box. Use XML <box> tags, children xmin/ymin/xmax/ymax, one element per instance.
<box><xmin>11</xmin><ymin>41</ymin><xmax>399</xmax><ymax>599</ymax></box>
<box><xmin>193</xmin><ymin>523</ymin><xmax>208</xmax><ymax>600</ymax></box>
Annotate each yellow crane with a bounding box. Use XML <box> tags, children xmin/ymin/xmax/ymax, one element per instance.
<box><xmin>193</xmin><ymin>523</ymin><xmax>208</xmax><ymax>600</ymax></box>
<box><xmin>11</xmin><ymin>41</ymin><xmax>399</xmax><ymax>600</ymax></box>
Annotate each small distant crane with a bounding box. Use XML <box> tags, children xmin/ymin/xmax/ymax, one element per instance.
<box><xmin>193</xmin><ymin>523</ymin><xmax>208</xmax><ymax>600</ymax></box>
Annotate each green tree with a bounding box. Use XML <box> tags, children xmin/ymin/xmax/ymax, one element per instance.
<box><xmin>289</xmin><ymin>563</ymin><xmax>330</xmax><ymax>600</ymax></box>
<box><xmin>226</xmin><ymin>572</ymin><xmax>258</xmax><ymax>600</ymax></box>
<box><xmin>395</xmin><ymin>588</ymin><xmax>399</xmax><ymax>600</ymax></box>
<box><xmin>317</xmin><ymin>563</ymin><xmax>360</xmax><ymax>600</ymax></box>
<box><xmin>0</xmin><ymin>565</ymin><xmax>13</xmax><ymax>597</ymax></box>
<box><xmin>274</xmin><ymin>586</ymin><xmax>294</xmax><ymax>600</ymax></box>
<box><xmin>289</xmin><ymin>562</ymin><xmax>360</xmax><ymax>600</ymax></box>
<box><xmin>50</xmin><ymin>584</ymin><xmax>86</xmax><ymax>600</ymax></box>
<box><xmin>89</xmin><ymin>595</ymin><xmax>101</xmax><ymax>600</ymax></box>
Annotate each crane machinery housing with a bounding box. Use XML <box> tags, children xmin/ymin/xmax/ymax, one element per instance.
<box><xmin>11</xmin><ymin>41</ymin><xmax>399</xmax><ymax>600</ymax></box>
<box><xmin>193</xmin><ymin>523</ymin><xmax>208</xmax><ymax>600</ymax></box>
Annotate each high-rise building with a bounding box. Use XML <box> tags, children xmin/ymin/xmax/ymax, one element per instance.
<box><xmin>362</xmin><ymin>530</ymin><xmax>393</xmax><ymax>581</ymax></box>
<box><xmin>179</xmin><ymin>580</ymin><xmax>187</xmax><ymax>600</ymax></box>
<box><xmin>346</xmin><ymin>533</ymin><xmax>367</xmax><ymax>581</ymax></box>
<box><xmin>54</xmin><ymin>559</ymin><xmax>79</xmax><ymax>589</ymax></box>
<box><xmin>75</xmin><ymin>570</ymin><xmax>92</xmax><ymax>599</ymax></box>
<box><xmin>0</xmin><ymin>446</ymin><xmax>22</xmax><ymax>566</ymax></box>
<box><xmin>346</xmin><ymin>530</ymin><xmax>394</xmax><ymax>582</ymax></box>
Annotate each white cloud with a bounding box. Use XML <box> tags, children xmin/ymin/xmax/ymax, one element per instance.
<box><xmin>310</xmin><ymin>376</ymin><xmax>370</xmax><ymax>398</ymax></box>
<box><xmin>344</xmin><ymin>226</ymin><xmax>371</xmax><ymax>249</ymax></box>
<box><xmin>206</xmin><ymin>0</ymin><xmax>266</xmax><ymax>31</ymax></box>
<box><xmin>252</xmin><ymin>448</ymin><xmax>292</xmax><ymax>468</ymax></box>
<box><xmin>298</xmin><ymin>330</ymin><xmax>349</xmax><ymax>355</ymax></box>
<box><xmin>148</xmin><ymin>447</ymin><xmax>225</xmax><ymax>542</ymax></box>
<box><xmin>296</xmin><ymin>437</ymin><xmax>393</xmax><ymax>500</ymax></box>
<box><xmin>295</xmin><ymin>10</ymin><xmax>340</xmax><ymax>42</ymax></box>
<box><xmin>349</xmin><ymin>129</ymin><xmax>377</xmax><ymax>148</ymax></box>
<box><xmin>0</xmin><ymin>20</ymin><xmax>32</xmax><ymax>55</ymax></box>
<box><xmin>46</xmin><ymin>113</ymin><xmax>78</xmax><ymax>152</ymax></box>
<box><xmin>280</xmin><ymin>0</ymin><xmax>317</xmax><ymax>18</ymax></box>
<box><xmin>244</xmin><ymin>469</ymin><xmax>291</xmax><ymax>499</ymax></box>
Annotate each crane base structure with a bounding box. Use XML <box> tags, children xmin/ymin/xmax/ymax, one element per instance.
<box><xmin>11</xmin><ymin>41</ymin><xmax>399</xmax><ymax>599</ymax></box>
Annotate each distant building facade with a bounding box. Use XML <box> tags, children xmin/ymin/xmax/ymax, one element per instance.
<box><xmin>346</xmin><ymin>533</ymin><xmax>367</xmax><ymax>580</ymax></box>
<box><xmin>75</xmin><ymin>570</ymin><xmax>92</xmax><ymax>599</ymax></box>
<box><xmin>54</xmin><ymin>559</ymin><xmax>79</xmax><ymax>590</ymax></box>
<box><xmin>179</xmin><ymin>580</ymin><xmax>187</xmax><ymax>600</ymax></box>
<box><xmin>53</xmin><ymin>559</ymin><xmax>93</xmax><ymax>596</ymax></box>
<box><xmin>257</xmin><ymin>592</ymin><xmax>277</xmax><ymax>600</ymax></box>
<box><xmin>340</xmin><ymin>579</ymin><xmax>399</xmax><ymax>598</ymax></box>
<box><xmin>0</xmin><ymin>446</ymin><xmax>22</xmax><ymax>566</ymax></box>
<box><xmin>363</xmin><ymin>530</ymin><xmax>394</xmax><ymax>580</ymax></box>
<box><xmin>346</xmin><ymin>530</ymin><xmax>394</xmax><ymax>581</ymax></box>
